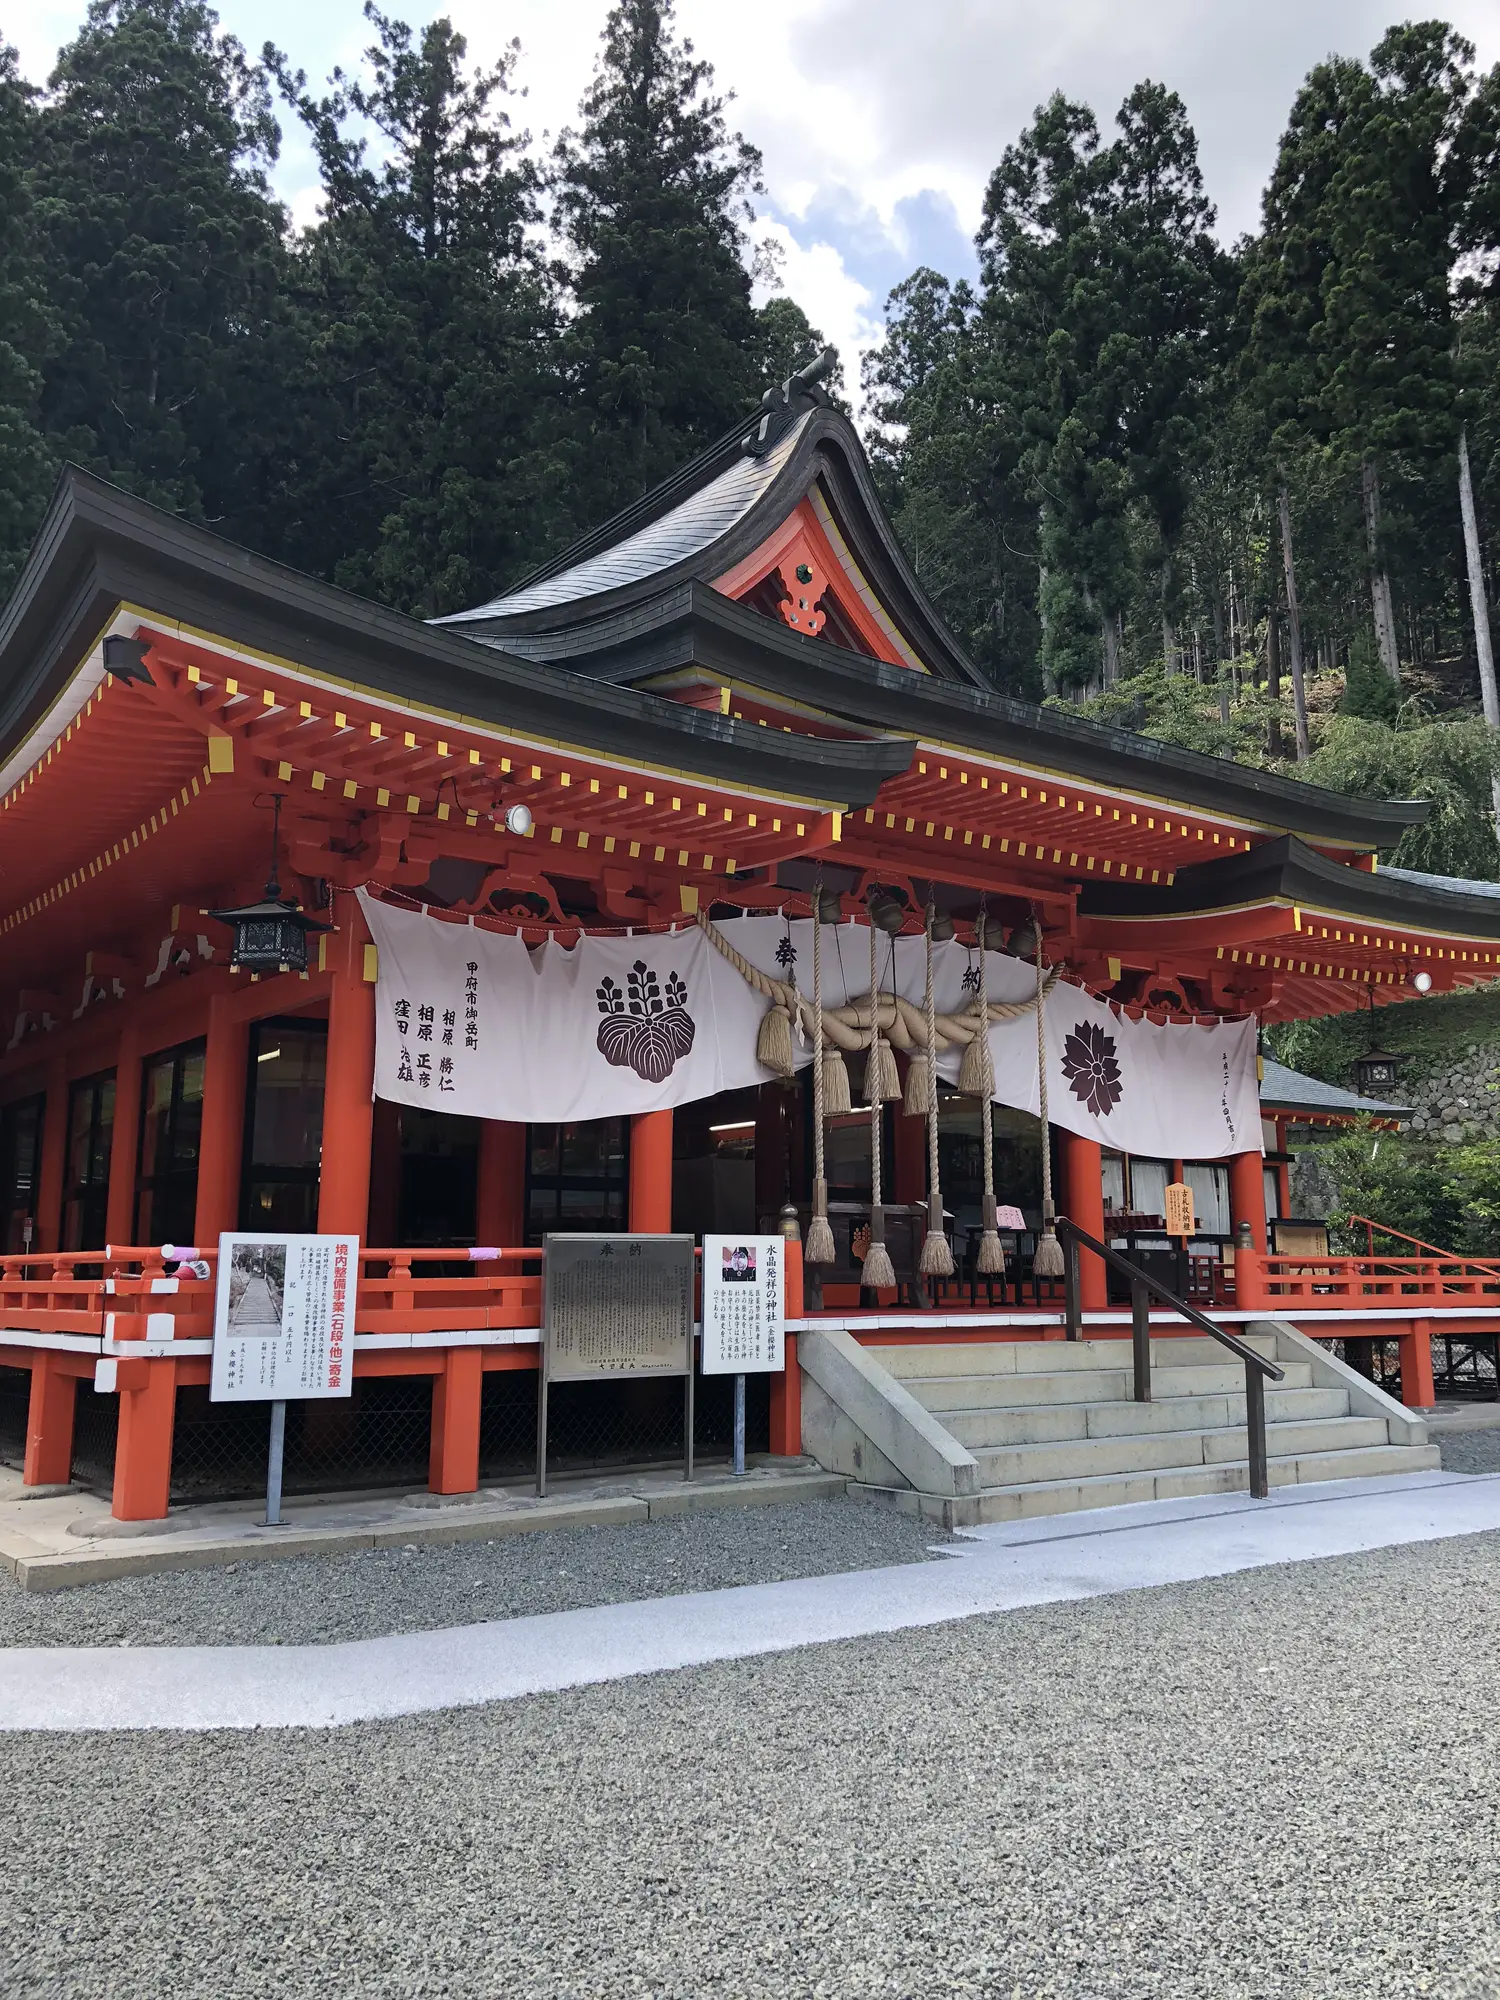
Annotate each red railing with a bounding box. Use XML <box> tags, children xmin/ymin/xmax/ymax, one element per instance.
<box><xmin>1347</xmin><ymin>1213</ymin><xmax>1500</xmax><ymax>1278</ymax></box>
<box><xmin>0</xmin><ymin>1244</ymin><xmax>547</xmax><ymax>1344</ymax></box>
<box><xmin>1243</xmin><ymin>1249</ymin><xmax>1500</xmax><ymax>1309</ymax></box>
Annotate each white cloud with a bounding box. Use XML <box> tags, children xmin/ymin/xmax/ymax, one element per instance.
<box><xmin>753</xmin><ymin>220</ymin><xmax>881</xmax><ymax>384</ymax></box>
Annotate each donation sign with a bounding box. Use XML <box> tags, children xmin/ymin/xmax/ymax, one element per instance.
<box><xmin>210</xmin><ymin>1233</ymin><xmax>358</xmax><ymax>1403</ymax></box>
<box><xmin>700</xmin><ymin>1233</ymin><xmax>784</xmax><ymax>1376</ymax></box>
<box><xmin>1164</xmin><ymin>1184</ymin><xmax>1196</xmax><ymax>1240</ymax></box>
<box><xmin>542</xmin><ymin>1234</ymin><xmax>694</xmax><ymax>1383</ymax></box>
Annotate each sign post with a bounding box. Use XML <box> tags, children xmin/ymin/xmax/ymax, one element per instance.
<box><xmin>210</xmin><ymin>1232</ymin><xmax>358</xmax><ymax>1526</ymax></box>
<box><xmin>701</xmin><ymin>1234</ymin><xmax>785</xmax><ymax>1476</ymax></box>
<box><xmin>539</xmin><ymin>1234</ymin><xmax>695</xmax><ymax>1498</ymax></box>
<box><xmin>265</xmin><ymin>1400</ymin><xmax>288</xmax><ymax>1527</ymax></box>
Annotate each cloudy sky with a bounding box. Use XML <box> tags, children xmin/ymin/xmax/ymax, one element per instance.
<box><xmin>12</xmin><ymin>0</ymin><xmax>1500</xmax><ymax>393</ymax></box>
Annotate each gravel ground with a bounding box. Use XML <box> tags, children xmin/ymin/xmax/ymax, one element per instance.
<box><xmin>1437</xmin><ymin>1428</ymin><xmax>1500</xmax><ymax>1476</ymax></box>
<box><xmin>1</xmin><ymin>1530</ymin><xmax>1498</xmax><ymax>2000</ymax></box>
<box><xmin>0</xmin><ymin>1497</ymin><xmax>948</xmax><ymax>1649</ymax></box>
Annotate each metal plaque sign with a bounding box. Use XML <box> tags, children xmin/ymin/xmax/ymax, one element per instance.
<box><xmin>541</xmin><ymin>1233</ymin><xmax>694</xmax><ymax>1383</ymax></box>
<box><xmin>210</xmin><ymin>1232</ymin><xmax>358</xmax><ymax>1403</ymax></box>
<box><xmin>1164</xmin><ymin>1183</ymin><xmax>1196</xmax><ymax>1240</ymax></box>
<box><xmin>700</xmin><ymin>1234</ymin><xmax>783</xmax><ymax>1376</ymax></box>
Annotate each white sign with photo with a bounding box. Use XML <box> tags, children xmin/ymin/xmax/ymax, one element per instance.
<box><xmin>210</xmin><ymin>1233</ymin><xmax>359</xmax><ymax>1403</ymax></box>
<box><xmin>700</xmin><ymin>1234</ymin><xmax>784</xmax><ymax>1376</ymax></box>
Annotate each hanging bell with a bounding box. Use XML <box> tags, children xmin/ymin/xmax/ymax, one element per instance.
<box><xmin>930</xmin><ymin>909</ymin><xmax>955</xmax><ymax>943</ymax></box>
<box><xmin>1007</xmin><ymin>918</ymin><xmax>1041</xmax><ymax>960</ymax></box>
<box><xmin>867</xmin><ymin>891</ymin><xmax>905</xmax><ymax>935</ymax></box>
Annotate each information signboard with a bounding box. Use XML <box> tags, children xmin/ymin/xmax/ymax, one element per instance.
<box><xmin>538</xmin><ymin>1233</ymin><xmax>696</xmax><ymax>1495</ymax></box>
<box><xmin>210</xmin><ymin>1232</ymin><xmax>358</xmax><ymax>1404</ymax></box>
<box><xmin>541</xmin><ymin>1233</ymin><xmax>694</xmax><ymax>1382</ymax></box>
<box><xmin>700</xmin><ymin>1234</ymin><xmax>783</xmax><ymax>1376</ymax></box>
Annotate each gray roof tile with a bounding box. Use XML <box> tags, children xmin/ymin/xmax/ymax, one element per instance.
<box><xmin>438</xmin><ymin>414</ymin><xmax>811</xmax><ymax>622</ymax></box>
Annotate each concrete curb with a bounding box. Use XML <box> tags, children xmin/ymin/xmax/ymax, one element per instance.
<box><xmin>0</xmin><ymin>1472</ymin><xmax>848</xmax><ymax>1593</ymax></box>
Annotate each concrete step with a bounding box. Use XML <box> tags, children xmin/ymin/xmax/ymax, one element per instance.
<box><xmin>1202</xmin><ymin>1415</ymin><xmax>1388</xmax><ymax>1464</ymax></box>
<box><xmin>1145</xmin><ymin>1333</ymin><xmax>1280</xmax><ymax>1368</ymax></box>
<box><xmin>877</xmin><ymin>1340</ymin><xmax>1115</xmax><ymax>1382</ymax></box>
<box><xmin>941</xmin><ymin>1384</ymin><xmax>1352</xmax><ymax>1450</ymax></box>
<box><xmin>1087</xmin><ymin>1384</ymin><xmax>1350</xmax><ymax>1438</ymax></box>
<box><xmin>970</xmin><ymin>1415</ymin><xmax>1393</xmax><ymax>1488</ymax></box>
<box><xmin>878</xmin><ymin>1334</ymin><xmax>1280</xmax><ymax>1384</ymax></box>
<box><xmin>909</xmin><ymin>1361</ymin><xmax>1315</xmax><ymax>1413</ymax></box>
<box><xmin>968</xmin><ymin>1441</ymin><xmax>1442</xmax><ymax>1524</ymax></box>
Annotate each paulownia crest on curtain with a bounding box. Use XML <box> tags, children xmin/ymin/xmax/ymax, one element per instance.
<box><xmin>595</xmin><ymin>961</ymin><xmax>696</xmax><ymax>1082</ymax></box>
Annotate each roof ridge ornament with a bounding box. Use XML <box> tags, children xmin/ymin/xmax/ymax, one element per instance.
<box><xmin>741</xmin><ymin>346</ymin><xmax>837</xmax><ymax>459</ymax></box>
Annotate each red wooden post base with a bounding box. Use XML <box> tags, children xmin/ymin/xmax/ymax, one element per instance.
<box><xmin>769</xmin><ymin>1333</ymin><xmax>800</xmax><ymax>1457</ymax></box>
<box><xmin>430</xmin><ymin>1347</ymin><xmax>484</xmax><ymax>1494</ymax></box>
<box><xmin>24</xmin><ymin>1354</ymin><xmax>77</xmax><ymax>1486</ymax></box>
<box><xmin>112</xmin><ymin>1359</ymin><xmax>177</xmax><ymax>1521</ymax></box>
<box><xmin>1399</xmin><ymin>1319</ymin><xmax>1436</xmax><ymax>1409</ymax></box>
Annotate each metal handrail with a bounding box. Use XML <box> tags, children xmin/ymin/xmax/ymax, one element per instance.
<box><xmin>1057</xmin><ymin>1218</ymin><xmax>1285</xmax><ymax>1500</ymax></box>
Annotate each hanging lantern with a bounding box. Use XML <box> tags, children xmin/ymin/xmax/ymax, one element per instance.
<box><xmin>1354</xmin><ymin>1049</ymin><xmax>1402</xmax><ymax>1096</ymax></box>
<box><xmin>207</xmin><ymin>797</ymin><xmax>330</xmax><ymax>974</ymax></box>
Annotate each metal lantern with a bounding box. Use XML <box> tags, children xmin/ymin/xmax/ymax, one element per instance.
<box><xmin>1354</xmin><ymin>1049</ymin><xmax>1401</xmax><ymax>1096</ymax></box>
<box><xmin>207</xmin><ymin>798</ymin><xmax>330</xmax><ymax>974</ymax></box>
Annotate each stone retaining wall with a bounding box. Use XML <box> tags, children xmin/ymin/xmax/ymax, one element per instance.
<box><xmin>1397</xmin><ymin>1049</ymin><xmax>1500</xmax><ymax>1143</ymax></box>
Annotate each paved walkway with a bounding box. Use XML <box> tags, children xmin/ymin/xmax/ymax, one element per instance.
<box><xmin>3</xmin><ymin>1469</ymin><xmax>1497</xmax><ymax>1732</ymax></box>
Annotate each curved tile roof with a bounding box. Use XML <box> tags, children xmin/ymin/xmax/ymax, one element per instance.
<box><xmin>1380</xmin><ymin>863</ymin><xmax>1500</xmax><ymax>902</ymax></box>
<box><xmin>437</xmin><ymin>415</ymin><xmax>812</xmax><ymax>622</ymax></box>
<box><xmin>1260</xmin><ymin>1056</ymin><xmax>1409</xmax><ymax>1119</ymax></box>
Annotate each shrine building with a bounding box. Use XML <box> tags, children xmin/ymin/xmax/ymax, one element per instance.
<box><xmin>2</xmin><ymin>357</ymin><xmax>1496</xmax><ymax>1525</ymax></box>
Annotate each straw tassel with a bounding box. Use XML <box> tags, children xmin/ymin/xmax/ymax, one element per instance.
<box><xmin>902</xmin><ymin>1049</ymin><xmax>930</xmax><ymax>1117</ymax></box>
<box><xmin>806</xmin><ymin>879</ymin><xmax>836</xmax><ymax>1267</ymax></box>
<box><xmin>821</xmin><ymin>1046</ymin><xmax>851</xmax><ymax>1116</ymax></box>
<box><xmin>973</xmin><ymin>904</ymin><xmax>1005</xmax><ymax>1278</ymax></box>
<box><xmin>918</xmin><ymin>901</ymin><xmax>954</xmax><ymax>1280</ymax></box>
<box><xmin>860</xmin><ymin>913</ymin><xmax>896</xmax><ymax>1292</ymax></box>
<box><xmin>865</xmin><ymin>1037</ymin><xmax>901</xmax><ymax>1104</ymax></box>
<box><xmin>756</xmin><ymin>1002</ymin><xmax>795</xmax><ymax>1077</ymax></box>
<box><xmin>1030</xmin><ymin>910</ymin><xmax>1065</xmax><ymax>1279</ymax></box>
<box><xmin>957</xmin><ymin>1017</ymin><xmax>993</xmax><ymax>1099</ymax></box>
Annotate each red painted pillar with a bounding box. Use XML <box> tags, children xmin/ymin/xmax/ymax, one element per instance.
<box><xmin>24</xmin><ymin>1354</ymin><xmax>77</xmax><ymax>1486</ymax></box>
<box><xmin>628</xmin><ymin>1111</ymin><xmax>673</xmax><ymax>1232</ymax></box>
<box><xmin>429</xmin><ymin>1346</ymin><xmax>483</xmax><ymax>1493</ymax></box>
<box><xmin>1398</xmin><ymin>1317</ymin><xmax>1436</xmax><ymax>1409</ymax></box>
<box><xmin>1228</xmin><ymin>1149</ymin><xmax>1268</xmax><ymax>1252</ymax></box>
<box><xmin>769</xmin><ymin>1237</ymin><xmax>802</xmax><ymax>1456</ymax></box>
<box><xmin>112</xmin><ymin>1358</ymin><xmax>177</xmax><ymax>1520</ymax></box>
<box><xmin>1060</xmin><ymin>1129</ymin><xmax>1108</xmax><ymax>1311</ymax></box>
<box><xmin>476</xmin><ymin>1120</ymin><xmax>527</xmax><ymax>1245</ymax></box>
<box><xmin>34</xmin><ymin>1057</ymin><xmax>69</xmax><ymax>1253</ymax></box>
<box><xmin>318</xmin><ymin>902</ymin><xmax>377</xmax><ymax>1239</ymax></box>
<box><xmin>193</xmin><ymin>994</ymin><xmax>248</xmax><ymax>1247</ymax></box>
<box><xmin>105</xmin><ymin>1025</ymin><xmax>142</xmax><ymax>1250</ymax></box>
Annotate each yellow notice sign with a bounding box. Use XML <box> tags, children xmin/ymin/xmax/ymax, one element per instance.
<box><xmin>1164</xmin><ymin>1182</ymin><xmax>1195</xmax><ymax>1239</ymax></box>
